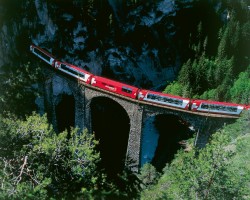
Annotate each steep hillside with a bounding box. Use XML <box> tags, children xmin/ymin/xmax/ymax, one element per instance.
<box><xmin>0</xmin><ymin>0</ymin><xmax>235</xmax><ymax>89</ymax></box>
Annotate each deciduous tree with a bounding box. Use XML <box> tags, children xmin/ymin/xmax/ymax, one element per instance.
<box><xmin>0</xmin><ymin>113</ymin><xmax>103</xmax><ymax>199</ymax></box>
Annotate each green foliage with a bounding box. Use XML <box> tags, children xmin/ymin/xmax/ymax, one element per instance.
<box><xmin>138</xmin><ymin>163</ymin><xmax>159</xmax><ymax>189</ymax></box>
<box><xmin>0</xmin><ymin>62</ymin><xmax>42</xmax><ymax>117</ymax></box>
<box><xmin>199</xmin><ymin>88</ymin><xmax>217</xmax><ymax>101</ymax></box>
<box><xmin>165</xmin><ymin>54</ymin><xmax>234</xmax><ymax>100</ymax></box>
<box><xmin>217</xmin><ymin>18</ymin><xmax>238</xmax><ymax>60</ymax></box>
<box><xmin>0</xmin><ymin>113</ymin><xmax>142</xmax><ymax>199</ymax></box>
<box><xmin>163</xmin><ymin>81</ymin><xmax>183</xmax><ymax>96</ymax></box>
<box><xmin>141</xmin><ymin>134</ymin><xmax>235</xmax><ymax>199</ymax></box>
<box><xmin>227</xmin><ymin>134</ymin><xmax>250</xmax><ymax>198</ymax></box>
<box><xmin>114</xmin><ymin>167</ymin><xmax>141</xmax><ymax>199</ymax></box>
<box><xmin>0</xmin><ymin>113</ymin><xmax>104</xmax><ymax>199</ymax></box>
<box><xmin>141</xmin><ymin>113</ymin><xmax>250</xmax><ymax>199</ymax></box>
<box><xmin>230</xmin><ymin>67</ymin><xmax>250</xmax><ymax>104</ymax></box>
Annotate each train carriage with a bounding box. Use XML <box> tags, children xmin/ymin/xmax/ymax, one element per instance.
<box><xmin>91</xmin><ymin>76</ymin><xmax>139</xmax><ymax>99</ymax></box>
<box><xmin>138</xmin><ymin>90</ymin><xmax>190</xmax><ymax>109</ymax></box>
<box><xmin>30</xmin><ymin>44</ymin><xmax>56</xmax><ymax>67</ymax></box>
<box><xmin>191</xmin><ymin>100</ymin><xmax>245</xmax><ymax>115</ymax></box>
<box><xmin>55</xmin><ymin>61</ymin><xmax>93</xmax><ymax>84</ymax></box>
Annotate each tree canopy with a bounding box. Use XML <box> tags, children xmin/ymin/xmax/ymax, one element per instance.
<box><xmin>0</xmin><ymin>113</ymin><xmax>103</xmax><ymax>199</ymax></box>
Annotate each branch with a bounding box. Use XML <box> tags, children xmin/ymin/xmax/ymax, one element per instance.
<box><xmin>15</xmin><ymin>156</ymin><xmax>28</xmax><ymax>185</ymax></box>
<box><xmin>23</xmin><ymin>171</ymin><xmax>40</xmax><ymax>185</ymax></box>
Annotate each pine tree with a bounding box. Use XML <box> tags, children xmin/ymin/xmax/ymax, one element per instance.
<box><xmin>230</xmin><ymin>67</ymin><xmax>250</xmax><ymax>104</ymax></box>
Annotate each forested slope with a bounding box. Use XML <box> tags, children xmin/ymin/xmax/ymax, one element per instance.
<box><xmin>164</xmin><ymin>1</ymin><xmax>250</xmax><ymax>104</ymax></box>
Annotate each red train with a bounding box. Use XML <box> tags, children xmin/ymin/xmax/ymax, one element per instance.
<box><xmin>30</xmin><ymin>44</ymin><xmax>249</xmax><ymax>116</ymax></box>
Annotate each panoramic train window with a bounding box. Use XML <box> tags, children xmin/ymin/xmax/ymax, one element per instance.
<box><xmin>61</xmin><ymin>64</ymin><xmax>76</xmax><ymax>74</ymax></box>
<box><xmin>201</xmin><ymin>103</ymin><xmax>237</xmax><ymax>112</ymax></box>
<box><xmin>201</xmin><ymin>104</ymin><xmax>209</xmax><ymax>109</ymax></box>
<box><xmin>227</xmin><ymin>107</ymin><xmax>237</xmax><ymax>112</ymax></box>
<box><xmin>60</xmin><ymin>64</ymin><xmax>86</xmax><ymax>79</ymax></box>
<box><xmin>61</xmin><ymin>64</ymin><xmax>68</xmax><ymax>70</ymax></box>
<box><xmin>147</xmin><ymin>94</ymin><xmax>156</xmax><ymax>100</ymax></box>
<box><xmin>34</xmin><ymin>48</ymin><xmax>51</xmax><ymax>62</ymax></box>
<box><xmin>147</xmin><ymin>94</ymin><xmax>183</xmax><ymax>105</ymax></box>
<box><xmin>122</xmin><ymin>87</ymin><xmax>132</xmax><ymax>94</ymax></box>
<box><xmin>173</xmin><ymin>99</ymin><xmax>183</xmax><ymax>105</ymax></box>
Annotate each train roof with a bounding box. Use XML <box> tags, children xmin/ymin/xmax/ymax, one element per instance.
<box><xmin>93</xmin><ymin>75</ymin><xmax>139</xmax><ymax>90</ymax></box>
<box><xmin>31</xmin><ymin>44</ymin><xmax>56</xmax><ymax>59</ymax></box>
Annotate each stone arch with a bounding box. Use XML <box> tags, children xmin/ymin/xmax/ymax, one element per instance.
<box><xmin>89</xmin><ymin>96</ymin><xmax>131</xmax><ymax>177</ymax></box>
<box><xmin>50</xmin><ymin>74</ymin><xmax>87</xmax><ymax>133</ymax></box>
<box><xmin>86</xmin><ymin>93</ymin><xmax>134</xmax><ymax>118</ymax></box>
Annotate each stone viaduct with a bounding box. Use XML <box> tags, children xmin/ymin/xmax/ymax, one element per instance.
<box><xmin>41</xmin><ymin>68</ymin><xmax>236</xmax><ymax>171</ymax></box>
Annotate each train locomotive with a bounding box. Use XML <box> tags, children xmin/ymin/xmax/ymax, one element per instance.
<box><xmin>30</xmin><ymin>44</ymin><xmax>249</xmax><ymax>116</ymax></box>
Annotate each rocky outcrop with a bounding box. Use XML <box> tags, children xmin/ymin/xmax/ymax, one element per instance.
<box><xmin>0</xmin><ymin>0</ymin><xmax>227</xmax><ymax>89</ymax></box>
<box><xmin>0</xmin><ymin>0</ymin><xmax>193</xmax><ymax>87</ymax></box>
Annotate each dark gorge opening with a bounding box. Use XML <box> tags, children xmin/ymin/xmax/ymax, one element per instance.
<box><xmin>55</xmin><ymin>94</ymin><xmax>75</xmax><ymax>133</ymax></box>
<box><xmin>152</xmin><ymin>114</ymin><xmax>194</xmax><ymax>171</ymax></box>
<box><xmin>90</xmin><ymin>97</ymin><xmax>130</xmax><ymax>180</ymax></box>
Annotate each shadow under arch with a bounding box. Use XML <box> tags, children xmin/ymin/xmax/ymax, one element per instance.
<box><xmin>142</xmin><ymin>114</ymin><xmax>194</xmax><ymax>171</ymax></box>
<box><xmin>90</xmin><ymin>96</ymin><xmax>130</xmax><ymax>178</ymax></box>
<box><xmin>55</xmin><ymin>94</ymin><xmax>75</xmax><ymax>134</ymax></box>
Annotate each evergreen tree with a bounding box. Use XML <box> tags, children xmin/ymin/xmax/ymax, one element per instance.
<box><xmin>230</xmin><ymin>67</ymin><xmax>250</xmax><ymax>104</ymax></box>
<box><xmin>138</xmin><ymin>163</ymin><xmax>159</xmax><ymax>190</ymax></box>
